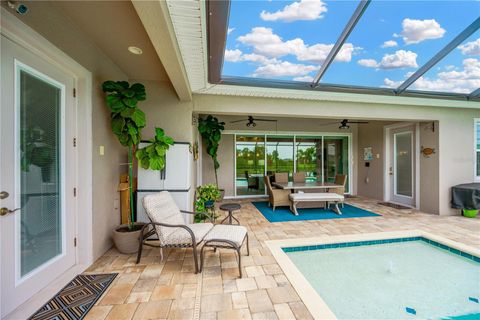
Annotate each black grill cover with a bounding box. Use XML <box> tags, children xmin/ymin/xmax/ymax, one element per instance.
<box><xmin>451</xmin><ymin>183</ymin><xmax>480</xmax><ymax>210</ymax></box>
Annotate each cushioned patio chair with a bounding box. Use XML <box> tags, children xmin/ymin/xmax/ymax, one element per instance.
<box><xmin>293</xmin><ymin>172</ymin><xmax>306</xmax><ymax>183</ymax></box>
<box><xmin>332</xmin><ymin>174</ymin><xmax>347</xmax><ymax>207</ymax></box>
<box><xmin>136</xmin><ymin>191</ymin><xmax>213</xmax><ymax>273</ymax></box>
<box><xmin>274</xmin><ymin>172</ymin><xmax>289</xmax><ymax>184</ymax></box>
<box><xmin>265</xmin><ymin>176</ymin><xmax>291</xmax><ymax>211</ymax></box>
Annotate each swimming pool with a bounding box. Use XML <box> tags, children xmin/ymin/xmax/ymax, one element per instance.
<box><xmin>267</xmin><ymin>231</ymin><xmax>480</xmax><ymax>319</ymax></box>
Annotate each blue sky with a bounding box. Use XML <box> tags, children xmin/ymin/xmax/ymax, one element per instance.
<box><xmin>222</xmin><ymin>0</ymin><xmax>480</xmax><ymax>94</ymax></box>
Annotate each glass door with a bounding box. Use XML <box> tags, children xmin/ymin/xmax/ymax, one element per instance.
<box><xmin>1</xmin><ymin>35</ymin><xmax>76</xmax><ymax>317</ymax></box>
<box><xmin>296</xmin><ymin>137</ymin><xmax>323</xmax><ymax>182</ymax></box>
<box><xmin>235</xmin><ymin>135</ymin><xmax>265</xmax><ymax>196</ymax></box>
<box><xmin>389</xmin><ymin>127</ymin><xmax>415</xmax><ymax>206</ymax></box>
<box><xmin>323</xmin><ymin>136</ymin><xmax>349</xmax><ymax>192</ymax></box>
<box><xmin>266</xmin><ymin>135</ymin><xmax>294</xmax><ymax>179</ymax></box>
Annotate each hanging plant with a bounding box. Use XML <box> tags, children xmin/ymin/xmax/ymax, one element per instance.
<box><xmin>102</xmin><ymin>80</ymin><xmax>146</xmax><ymax>230</ymax></box>
<box><xmin>135</xmin><ymin>128</ymin><xmax>174</xmax><ymax>170</ymax></box>
<box><xmin>198</xmin><ymin>115</ymin><xmax>225</xmax><ymax>187</ymax></box>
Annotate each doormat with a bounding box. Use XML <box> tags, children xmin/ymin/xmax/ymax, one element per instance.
<box><xmin>28</xmin><ymin>273</ymin><xmax>117</xmax><ymax>320</ymax></box>
<box><xmin>378</xmin><ymin>202</ymin><xmax>411</xmax><ymax>210</ymax></box>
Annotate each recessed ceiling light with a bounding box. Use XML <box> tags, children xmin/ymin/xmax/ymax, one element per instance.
<box><xmin>128</xmin><ymin>46</ymin><xmax>143</xmax><ymax>55</ymax></box>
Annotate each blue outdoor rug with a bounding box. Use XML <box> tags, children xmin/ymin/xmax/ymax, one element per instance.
<box><xmin>252</xmin><ymin>201</ymin><xmax>380</xmax><ymax>222</ymax></box>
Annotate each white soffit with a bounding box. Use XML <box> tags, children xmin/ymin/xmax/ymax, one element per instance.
<box><xmin>165</xmin><ymin>0</ymin><xmax>207</xmax><ymax>92</ymax></box>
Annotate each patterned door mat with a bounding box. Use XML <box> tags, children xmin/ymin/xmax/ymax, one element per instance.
<box><xmin>378</xmin><ymin>202</ymin><xmax>412</xmax><ymax>210</ymax></box>
<box><xmin>28</xmin><ymin>273</ymin><xmax>117</xmax><ymax>320</ymax></box>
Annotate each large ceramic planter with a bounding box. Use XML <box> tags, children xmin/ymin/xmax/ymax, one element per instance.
<box><xmin>463</xmin><ymin>209</ymin><xmax>478</xmax><ymax>218</ymax></box>
<box><xmin>112</xmin><ymin>222</ymin><xmax>145</xmax><ymax>254</ymax></box>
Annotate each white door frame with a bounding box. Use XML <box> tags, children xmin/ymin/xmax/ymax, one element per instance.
<box><xmin>1</xmin><ymin>8</ymin><xmax>93</xmax><ymax>318</ymax></box>
<box><xmin>383</xmin><ymin>122</ymin><xmax>420</xmax><ymax>209</ymax></box>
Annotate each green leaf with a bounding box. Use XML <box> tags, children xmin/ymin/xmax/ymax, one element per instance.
<box><xmin>111</xmin><ymin>116</ymin><xmax>125</xmax><ymax>135</ymax></box>
<box><xmin>149</xmin><ymin>157</ymin><xmax>165</xmax><ymax>170</ymax></box>
<box><xmin>140</xmin><ymin>157</ymin><xmax>150</xmax><ymax>169</ymax></box>
<box><xmin>120</xmin><ymin>108</ymin><xmax>135</xmax><ymax>118</ymax></box>
<box><xmin>135</xmin><ymin>148</ymin><xmax>145</xmax><ymax>160</ymax></box>
<box><xmin>123</xmin><ymin>97</ymin><xmax>137</xmax><ymax>108</ymax></box>
<box><xmin>131</xmin><ymin>83</ymin><xmax>145</xmax><ymax>93</ymax></box>
<box><xmin>155</xmin><ymin>127</ymin><xmax>165</xmax><ymax>139</ymax></box>
<box><xmin>163</xmin><ymin>136</ymin><xmax>174</xmax><ymax>145</ymax></box>
<box><xmin>127</xmin><ymin>124</ymin><xmax>137</xmax><ymax>136</ymax></box>
<box><xmin>155</xmin><ymin>145</ymin><xmax>166</xmax><ymax>156</ymax></box>
<box><xmin>122</xmin><ymin>89</ymin><xmax>135</xmax><ymax>98</ymax></box>
<box><xmin>131</xmin><ymin>109</ymin><xmax>146</xmax><ymax>127</ymax></box>
<box><xmin>106</xmin><ymin>95</ymin><xmax>125</xmax><ymax>112</ymax></box>
<box><xmin>102</xmin><ymin>81</ymin><xmax>123</xmax><ymax>92</ymax></box>
<box><xmin>117</xmin><ymin>81</ymin><xmax>129</xmax><ymax>89</ymax></box>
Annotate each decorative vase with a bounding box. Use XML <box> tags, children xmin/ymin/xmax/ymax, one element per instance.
<box><xmin>463</xmin><ymin>209</ymin><xmax>478</xmax><ymax>218</ymax></box>
<box><xmin>112</xmin><ymin>222</ymin><xmax>145</xmax><ymax>254</ymax></box>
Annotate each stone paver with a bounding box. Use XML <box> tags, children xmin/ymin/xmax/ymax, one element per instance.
<box><xmin>84</xmin><ymin>197</ymin><xmax>480</xmax><ymax>319</ymax></box>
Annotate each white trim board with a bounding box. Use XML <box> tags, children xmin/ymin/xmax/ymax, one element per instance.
<box><xmin>1</xmin><ymin>8</ymin><xmax>93</xmax><ymax>318</ymax></box>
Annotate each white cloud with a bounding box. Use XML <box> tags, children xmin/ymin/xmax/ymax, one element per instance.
<box><xmin>253</xmin><ymin>61</ymin><xmax>316</xmax><ymax>77</ymax></box>
<box><xmin>381</xmin><ymin>40</ymin><xmax>398</xmax><ymax>48</ymax></box>
<box><xmin>384</xmin><ymin>59</ymin><xmax>480</xmax><ymax>93</ymax></box>
<box><xmin>458</xmin><ymin>38</ymin><xmax>480</xmax><ymax>56</ymax></box>
<box><xmin>396</xmin><ymin>19</ymin><xmax>445</xmax><ymax>44</ymax></box>
<box><xmin>260</xmin><ymin>0</ymin><xmax>327</xmax><ymax>22</ymax></box>
<box><xmin>224</xmin><ymin>49</ymin><xmax>243</xmax><ymax>62</ymax></box>
<box><xmin>358</xmin><ymin>59</ymin><xmax>378</xmax><ymax>68</ymax></box>
<box><xmin>293</xmin><ymin>75</ymin><xmax>314</xmax><ymax>82</ymax></box>
<box><xmin>237</xmin><ymin>27</ymin><xmax>359</xmax><ymax>63</ymax></box>
<box><xmin>358</xmin><ymin>50</ymin><xmax>418</xmax><ymax>69</ymax></box>
<box><xmin>224</xmin><ymin>48</ymin><xmax>279</xmax><ymax>64</ymax></box>
<box><xmin>296</xmin><ymin>43</ymin><xmax>359</xmax><ymax>64</ymax></box>
<box><xmin>228</xmin><ymin>28</ymin><xmax>235</xmax><ymax>35</ymax></box>
<box><xmin>383</xmin><ymin>78</ymin><xmax>403</xmax><ymax>88</ymax></box>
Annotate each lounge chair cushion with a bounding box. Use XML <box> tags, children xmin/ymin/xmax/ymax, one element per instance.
<box><xmin>142</xmin><ymin>191</ymin><xmax>187</xmax><ymax>243</ymax></box>
<box><xmin>203</xmin><ymin>225</ymin><xmax>247</xmax><ymax>247</ymax></box>
<box><xmin>163</xmin><ymin>223</ymin><xmax>214</xmax><ymax>246</ymax></box>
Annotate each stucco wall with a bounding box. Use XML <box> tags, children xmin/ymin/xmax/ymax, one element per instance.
<box><xmin>200</xmin><ymin>115</ymin><xmax>359</xmax><ymax>197</ymax></box>
<box><xmin>194</xmin><ymin>94</ymin><xmax>480</xmax><ymax>215</ymax></box>
<box><xmin>14</xmin><ymin>2</ymin><xmax>131</xmax><ymax>259</ymax></box>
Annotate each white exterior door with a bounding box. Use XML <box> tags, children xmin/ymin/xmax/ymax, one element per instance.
<box><xmin>389</xmin><ymin>125</ymin><xmax>416</xmax><ymax>207</ymax></box>
<box><xmin>1</xmin><ymin>34</ymin><xmax>76</xmax><ymax>317</ymax></box>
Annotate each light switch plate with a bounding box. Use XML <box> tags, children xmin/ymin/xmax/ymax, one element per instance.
<box><xmin>99</xmin><ymin>145</ymin><xmax>105</xmax><ymax>155</ymax></box>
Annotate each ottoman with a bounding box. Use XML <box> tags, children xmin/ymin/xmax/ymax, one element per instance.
<box><xmin>200</xmin><ymin>224</ymin><xmax>249</xmax><ymax>277</ymax></box>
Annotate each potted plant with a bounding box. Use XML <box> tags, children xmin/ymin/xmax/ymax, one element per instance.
<box><xmin>198</xmin><ymin>115</ymin><xmax>225</xmax><ymax>198</ymax></box>
<box><xmin>194</xmin><ymin>184</ymin><xmax>221</xmax><ymax>222</ymax></box>
<box><xmin>463</xmin><ymin>209</ymin><xmax>478</xmax><ymax>218</ymax></box>
<box><xmin>102</xmin><ymin>81</ymin><xmax>174</xmax><ymax>254</ymax></box>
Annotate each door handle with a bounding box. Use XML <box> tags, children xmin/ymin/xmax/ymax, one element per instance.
<box><xmin>0</xmin><ymin>191</ymin><xmax>9</xmax><ymax>200</ymax></box>
<box><xmin>388</xmin><ymin>167</ymin><xmax>393</xmax><ymax>176</ymax></box>
<box><xmin>0</xmin><ymin>207</ymin><xmax>21</xmax><ymax>216</ymax></box>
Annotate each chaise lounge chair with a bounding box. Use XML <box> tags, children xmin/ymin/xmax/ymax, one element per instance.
<box><xmin>136</xmin><ymin>191</ymin><xmax>214</xmax><ymax>273</ymax></box>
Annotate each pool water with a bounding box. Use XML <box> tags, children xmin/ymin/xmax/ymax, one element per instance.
<box><xmin>286</xmin><ymin>240</ymin><xmax>480</xmax><ymax>319</ymax></box>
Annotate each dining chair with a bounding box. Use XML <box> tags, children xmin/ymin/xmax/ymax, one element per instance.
<box><xmin>293</xmin><ymin>172</ymin><xmax>306</xmax><ymax>183</ymax></box>
<box><xmin>274</xmin><ymin>172</ymin><xmax>289</xmax><ymax>183</ymax></box>
<box><xmin>264</xmin><ymin>176</ymin><xmax>291</xmax><ymax>211</ymax></box>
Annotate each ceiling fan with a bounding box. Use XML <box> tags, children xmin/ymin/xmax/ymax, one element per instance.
<box><xmin>230</xmin><ymin>116</ymin><xmax>277</xmax><ymax>127</ymax></box>
<box><xmin>320</xmin><ymin>119</ymin><xmax>369</xmax><ymax>129</ymax></box>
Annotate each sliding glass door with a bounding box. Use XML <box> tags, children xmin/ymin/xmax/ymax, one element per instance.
<box><xmin>266</xmin><ymin>136</ymin><xmax>294</xmax><ymax>179</ymax></box>
<box><xmin>235</xmin><ymin>135</ymin><xmax>265</xmax><ymax>196</ymax></box>
<box><xmin>324</xmin><ymin>136</ymin><xmax>349</xmax><ymax>192</ymax></box>
<box><xmin>296</xmin><ymin>137</ymin><xmax>323</xmax><ymax>182</ymax></box>
<box><xmin>234</xmin><ymin>134</ymin><xmax>350</xmax><ymax>196</ymax></box>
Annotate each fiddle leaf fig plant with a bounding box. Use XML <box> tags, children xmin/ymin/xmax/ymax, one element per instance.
<box><xmin>135</xmin><ymin>128</ymin><xmax>174</xmax><ymax>170</ymax></box>
<box><xmin>102</xmin><ymin>80</ymin><xmax>147</xmax><ymax>230</ymax></box>
<box><xmin>102</xmin><ymin>81</ymin><xmax>146</xmax><ymax>147</ymax></box>
<box><xmin>198</xmin><ymin>115</ymin><xmax>225</xmax><ymax>187</ymax></box>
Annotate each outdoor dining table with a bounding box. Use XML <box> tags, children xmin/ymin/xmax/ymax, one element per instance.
<box><xmin>272</xmin><ymin>181</ymin><xmax>343</xmax><ymax>191</ymax></box>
